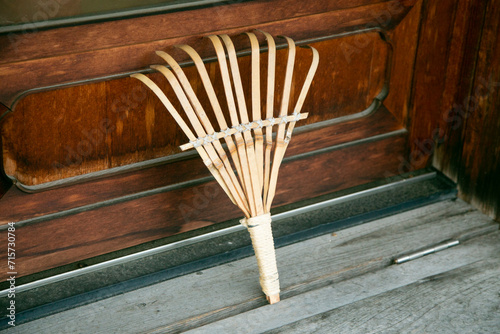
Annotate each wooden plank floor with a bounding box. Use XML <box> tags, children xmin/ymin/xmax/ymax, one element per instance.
<box><xmin>191</xmin><ymin>233</ymin><xmax>500</xmax><ymax>334</ymax></box>
<box><xmin>5</xmin><ymin>198</ymin><xmax>499</xmax><ymax>334</ymax></box>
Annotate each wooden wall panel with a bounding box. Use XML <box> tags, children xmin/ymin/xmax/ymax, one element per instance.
<box><xmin>0</xmin><ymin>107</ymin><xmax>402</xmax><ymax>224</ymax></box>
<box><xmin>453</xmin><ymin>0</ymin><xmax>500</xmax><ymax>219</ymax></box>
<box><xmin>0</xmin><ymin>0</ymin><xmax>416</xmax><ymax>107</ymax></box>
<box><xmin>405</xmin><ymin>0</ymin><xmax>459</xmax><ymax>171</ymax></box>
<box><xmin>0</xmin><ymin>0</ymin><xmax>418</xmax><ymax>280</ymax></box>
<box><xmin>384</xmin><ymin>0</ymin><xmax>422</xmax><ymax>125</ymax></box>
<box><xmin>396</xmin><ymin>0</ymin><xmax>500</xmax><ymax>220</ymax></box>
<box><xmin>2</xmin><ymin>34</ymin><xmax>388</xmax><ymax>187</ymax></box>
<box><xmin>0</xmin><ymin>0</ymin><xmax>406</xmax><ymax>64</ymax></box>
<box><xmin>0</xmin><ymin>128</ymin><xmax>407</xmax><ymax>280</ymax></box>
<box><xmin>0</xmin><ymin>0</ymin><xmax>497</xmax><ymax>285</ymax></box>
<box><xmin>432</xmin><ymin>0</ymin><xmax>488</xmax><ymax>181</ymax></box>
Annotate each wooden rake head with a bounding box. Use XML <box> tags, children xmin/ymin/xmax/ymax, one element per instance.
<box><xmin>132</xmin><ymin>31</ymin><xmax>318</xmax><ymax>304</ymax></box>
<box><xmin>131</xmin><ymin>31</ymin><xmax>319</xmax><ymax>219</ymax></box>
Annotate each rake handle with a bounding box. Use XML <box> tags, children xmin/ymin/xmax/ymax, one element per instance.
<box><xmin>241</xmin><ymin>213</ymin><xmax>280</xmax><ymax>304</ymax></box>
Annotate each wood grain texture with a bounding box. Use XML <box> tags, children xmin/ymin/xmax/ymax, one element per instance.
<box><xmin>5</xmin><ymin>199</ymin><xmax>497</xmax><ymax>333</ymax></box>
<box><xmin>324</xmin><ymin>0</ymin><xmax>500</xmax><ymax>221</ymax></box>
<box><xmin>0</xmin><ymin>103</ymin><xmax>11</xmax><ymax>199</ymax></box>
<box><xmin>0</xmin><ymin>0</ymin><xmax>412</xmax><ymax>65</ymax></box>
<box><xmin>384</xmin><ymin>0</ymin><xmax>422</xmax><ymax>125</ymax></box>
<box><xmin>2</xmin><ymin>34</ymin><xmax>389</xmax><ymax>187</ymax></box>
<box><xmin>0</xmin><ymin>130</ymin><xmax>407</xmax><ymax>279</ymax></box>
<box><xmin>0</xmin><ymin>0</ymin><xmax>415</xmax><ymax>107</ymax></box>
<box><xmin>0</xmin><ymin>0</ymin><xmax>412</xmax><ymax>279</ymax></box>
<box><xmin>0</xmin><ymin>106</ymin><xmax>402</xmax><ymax>224</ymax></box>
<box><xmin>432</xmin><ymin>0</ymin><xmax>488</xmax><ymax>181</ymax></box>
<box><xmin>264</xmin><ymin>255</ymin><xmax>500</xmax><ymax>334</ymax></box>
<box><xmin>405</xmin><ymin>0</ymin><xmax>459</xmax><ymax>171</ymax></box>
<box><xmin>455</xmin><ymin>0</ymin><xmax>500</xmax><ymax>219</ymax></box>
<box><xmin>407</xmin><ymin>0</ymin><xmax>500</xmax><ymax>220</ymax></box>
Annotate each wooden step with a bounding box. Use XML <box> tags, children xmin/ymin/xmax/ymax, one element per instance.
<box><xmin>1</xmin><ymin>198</ymin><xmax>497</xmax><ymax>332</ymax></box>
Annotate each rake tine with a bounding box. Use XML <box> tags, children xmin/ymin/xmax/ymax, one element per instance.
<box><xmin>151</xmin><ymin>66</ymin><xmax>251</xmax><ymax>217</ymax></box>
<box><xmin>207</xmin><ymin>34</ymin><xmax>257</xmax><ymax>216</ymax></box>
<box><xmin>129</xmin><ymin>73</ymin><xmax>237</xmax><ymax>209</ymax></box>
<box><xmin>220</xmin><ymin>34</ymin><xmax>264</xmax><ymax>216</ymax></box>
<box><xmin>174</xmin><ymin>44</ymin><xmax>244</xmax><ymax>185</ymax></box>
<box><xmin>245</xmin><ymin>32</ymin><xmax>264</xmax><ymax>194</ymax></box>
<box><xmin>154</xmin><ymin>53</ymin><xmax>250</xmax><ymax>214</ymax></box>
<box><xmin>256</xmin><ymin>30</ymin><xmax>276</xmax><ymax>209</ymax></box>
<box><xmin>284</xmin><ymin>46</ymin><xmax>320</xmax><ymax>145</ymax></box>
<box><xmin>265</xmin><ymin>36</ymin><xmax>296</xmax><ymax>212</ymax></box>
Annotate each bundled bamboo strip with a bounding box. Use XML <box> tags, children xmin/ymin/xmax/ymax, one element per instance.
<box><xmin>132</xmin><ymin>31</ymin><xmax>319</xmax><ymax>304</ymax></box>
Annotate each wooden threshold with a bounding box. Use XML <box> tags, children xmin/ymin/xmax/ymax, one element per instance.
<box><xmin>2</xmin><ymin>198</ymin><xmax>497</xmax><ymax>332</ymax></box>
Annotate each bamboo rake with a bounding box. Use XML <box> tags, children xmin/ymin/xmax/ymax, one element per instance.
<box><xmin>131</xmin><ymin>31</ymin><xmax>319</xmax><ymax>304</ymax></box>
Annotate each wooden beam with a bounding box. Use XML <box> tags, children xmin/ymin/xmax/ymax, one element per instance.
<box><xmin>0</xmin><ymin>0</ymin><xmax>416</xmax><ymax>106</ymax></box>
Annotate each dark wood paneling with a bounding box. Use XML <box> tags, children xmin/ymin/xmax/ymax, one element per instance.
<box><xmin>0</xmin><ymin>0</ymin><xmax>415</xmax><ymax>106</ymax></box>
<box><xmin>2</xmin><ymin>34</ymin><xmax>388</xmax><ymax>187</ymax></box>
<box><xmin>0</xmin><ymin>0</ymin><xmax>497</xmax><ymax>284</ymax></box>
<box><xmin>401</xmin><ymin>0</ymin><xmax>500</xmax><ymax>220</ymax></box>
<box><xmin>455</xmin><ymin>0</ymin><xmax>500</xmax><ymax>219</ymax></box>
<box><xmin>405</xmin><ymin>0</ymin><xmax>459</xmax><ymax>171</ymax></box>
<box><xmin>384</xmin><ymin>0</ymin><xmax>422</xmax><ymax>125</ymax></box>
<box><xmin>0</xmin><ymin>106</ymin><xmax>402</xmax><ymax>223</ymax></box>
<box><xmin>0</xmin><ymin>128</ymin><xmax>407</xmax><ymax>279</ymax></box>
<box><xmin>0</xmin><ymin>103</ymin><xmax>12</xmax><ymax>199</ymax></box>
<box><xmin>0</xmin><ymin>0</ymin><xmax>411</xmax><ymax>65</ymax></box>
<box><xmin>432</xmin><ymin>0</ymin><xmax>488</xmax><ymax>181</ymax></box>
<box><xmin>0</xmin><ymin>0</ymin><xmax>426</xmax><ymax>281</ymax></box>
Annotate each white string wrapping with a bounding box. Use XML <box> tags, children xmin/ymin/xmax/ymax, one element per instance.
<box><xmin>240</xmin><ymin>213</ymin><xmax>280</xmax><ymax>297</ymax></box>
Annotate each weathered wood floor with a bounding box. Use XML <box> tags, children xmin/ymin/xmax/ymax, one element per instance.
<box><xmin>5</xmin><ymin>198</ymin><xmax>499</xmax><ymax>334</ymax></box>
